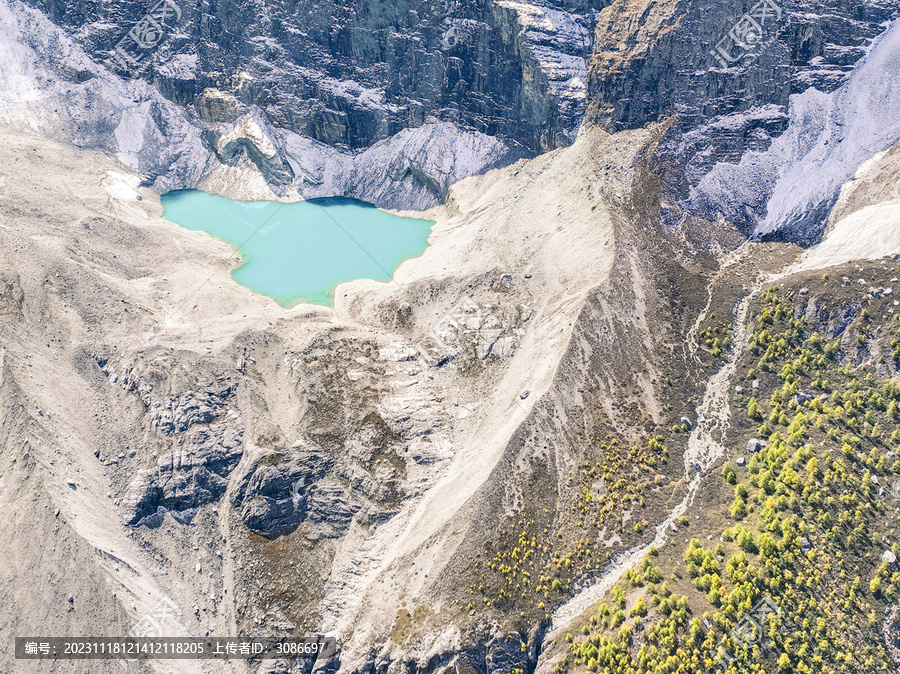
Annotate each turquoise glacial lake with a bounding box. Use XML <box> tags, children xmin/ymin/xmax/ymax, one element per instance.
<box><xmin>161</xmin><ymin>191</ymin><xmax>434</xmax><ymax>307</ymax></box>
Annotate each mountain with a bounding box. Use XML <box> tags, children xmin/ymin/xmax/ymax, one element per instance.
<box><xmin>1</xmin><ymin>0</ymin><xmax>900</xmax><ymax>672</ymax></box>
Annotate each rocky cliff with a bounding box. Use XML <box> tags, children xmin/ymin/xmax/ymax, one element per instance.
<box><xmin>4</xmin><ymin>0</ymin><xmax>899</xmax><ymax>235</ymax></box>
<box><xmin>3</xmin><ymin>0</ymin><xmax>608</xmax><ymax>208</ymax></box>
<box><xmin>585</xmin><ymin>0</ymin><xmax>900</xmax><ymax>241</ymax></box>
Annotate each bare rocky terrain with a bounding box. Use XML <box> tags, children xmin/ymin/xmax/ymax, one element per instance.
<box><xmin>2</xmin><ymin>115</ymin><xmax>899</xmax><ymax>672</ymax></box>
<box><xmin>2</xmin><ymin>0</ymin><xmax>900</xmax><ymax>672</ymax></box>
<box><xmin>0</xmin><ymin>117</ymin><xmax>687</xmax><ymax>672</ymax></box>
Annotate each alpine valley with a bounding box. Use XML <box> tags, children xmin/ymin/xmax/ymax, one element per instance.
<box><xmin>1</xmin><ymin>0</ymin><xmax>900</xmax><ymax>672</ymax></box>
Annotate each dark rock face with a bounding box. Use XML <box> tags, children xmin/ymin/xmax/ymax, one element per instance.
<box><xmin>587</xmin><ymin>0</ymin><xmax>895</xmax><ymax>134</ymax></box>
<box><xmin>231</xmin><ymin>444</ymin><xmax>335</xmax><ymax>539</ymax></box>
<box><xmin>96</xmin><ymin>355</ymin><xmax>246</xmax><ymax>525</ymax></box>
<box><xmin>7</xmin><ymin>0</ymin><xmax>611</xmax><ymax>209</ymax></box>
<box><xmin>586</xmin><ymin>0</ymin><xmax>900</xmax><ymax>240</ymax></box>
<box><xmin>230</xmin><ymin>433</ymin><xmax>405</xmax><ymax>540</ymax></box>
<box><xmin>123</xmin><ymin>416</ymin><xmax>245</xmax><ymax>525</ymax></box>
<box><xmin>22</xmin><ymin>0</ymin><xmax>606</xmax><ymax>155</ymax></box>
<box><xmin>230</xmin><ymin>350</ymin><xmax>410</xmax><ymax>539</ymax></box>
<box><xmin>8</xmin><ymin>0</ymin><xmax>900</xmax><ymax>236</ymax></box>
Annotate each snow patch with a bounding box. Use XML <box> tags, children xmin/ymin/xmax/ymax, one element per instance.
<box><xmin>114</xmin><ymin>101</ymin><xmax>151</xmax><ymax>167</ymax></box>
<box><xmin>788</xmin><ymin>201</ymin><xmax>900</xmax><ymax>273</ymax></box>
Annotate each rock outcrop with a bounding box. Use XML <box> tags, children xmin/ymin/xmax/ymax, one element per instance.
<box><xmin>3</xmin><ymin>0</ymin><xmax>607</xmax><ymax>209</ymax></box>
<box><xmin>587</xmin><ymin>0</ymin><xmax>900</xmax><ymax>241</ymax></box>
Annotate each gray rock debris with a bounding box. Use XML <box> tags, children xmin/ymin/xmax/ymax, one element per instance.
<box><xmin>231</xmin><ymin>443</ymin><xmax>357</xmax><ymax>540</ymax></box>
<box><xmin>97</xmin><ymin>357</ymin><xmax>237</xmax><ymax>435</ymax></box>
<box><xmin>97</xmin><ymin>354</ymin><xmax>245</xmax><ymax>527</ymax></box>
<box><xmin>149</xmin><ymin>390</ymin><xmax>234</xmax><ymax>436</ymax></box>
<box><xmin>123</xmin><ymin>413</ymin><xmax>244</xmax><ymax>526</ymax></box>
